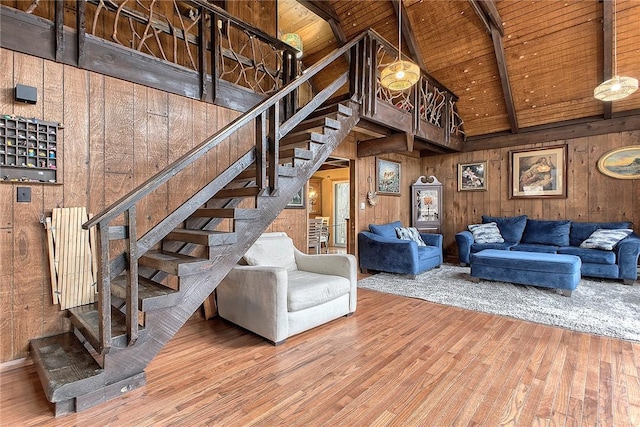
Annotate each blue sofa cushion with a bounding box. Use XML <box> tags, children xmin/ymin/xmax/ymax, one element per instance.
<box><xmin>482</xmin><ymin>215</ymin><xmax>527</xmax><ymax>243</ymax></box>
<box><xmin>471</xmin><ymin>242</ymin><xmax>516</xmax><ymax>253</ymax></box>
<box><xmin>579</xmin><ymin>229</ymin><xmax>633</xmax><ymax>250</ymax></box>
<box><xmin>468</xmin><ymin>222</ymin><xmax>504</xmax><ymax>243</ymax></box>
<box><xmin>510</xmin><ymin>243</ymin><xmax>559</xmax><ymax>254</ymax></box>
<box><xmin>557</xmin><ymin>246</ymin><xmax>617</xmax><ymax>265</ymax></box>
<box><xmin>369</xmin><ymin>221</ymin><xmax>402</xmax><ymax>239</ymax></box>
<box><xmin>521</xmin><ymin>219</ymin><xmax>570</xmax><ymax>246</ymax></box>
<box><xmin>569</xmin><ymin>221</ymin><xmax>633</xmax><ymax>247</ymax></box>
<box><xmin>395</xmin><ymin>227</ymin><xmax>426</xmax><ymax>246</ymax></box>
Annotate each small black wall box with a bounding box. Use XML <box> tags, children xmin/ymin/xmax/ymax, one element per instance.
<box><xmin>15</xmin><ymin>84</ymin><xmax>37</xmax><ymax>104</ymax></box>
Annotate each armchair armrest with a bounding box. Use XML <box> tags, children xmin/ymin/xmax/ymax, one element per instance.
<box><xmin>420</xmin><ymin>233</ymin><xmax>443</xmax><ymax>248</ymax></box>
<box><xmin>616</xmin><ymin>234</ymin><xmax>640</xmax><ymax>281</ymax></box>
<box><xmin>294</xmin><ymin>250</ymin><xmax>357</xmax><ymax>312</ymax></box>
<box><xmin>217</xmin><ymin>266</ymin><xmax>289</xmax><ymax>343</ymax></box>
<box><xmin>455</xmin><ymin>230</ymin><xmax>474</xmax><ymax>265</ymax></box>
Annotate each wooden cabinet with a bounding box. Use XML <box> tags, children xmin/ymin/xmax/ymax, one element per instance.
<box><xmin>411</xmin><ymin>176</ymin><xmax>442</xmax><ymax>234</ymax></box>
<box><xmin>0</xmin><ymin>116</ymin><xmax>60</xmax><ymax>183</ymax></box>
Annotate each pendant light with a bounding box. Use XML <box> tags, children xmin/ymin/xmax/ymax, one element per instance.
<box><xmin>380</xmin><ymin>0</ymin><xmax>420</xmax><ymax>91</ymax></box>
<box><xmin>594</xmin><ymin>0</ymin><xmax>638</xmax><ymax>101</ymax></box>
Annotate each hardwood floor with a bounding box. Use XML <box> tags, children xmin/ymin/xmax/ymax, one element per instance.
<box><xmin>1</xmin><ymin>287</ymin><xmax>639</xmax><ymax>426</ymax></box>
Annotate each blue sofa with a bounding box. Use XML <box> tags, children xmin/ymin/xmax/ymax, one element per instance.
<box><xmin>358</xmin><ymin>221</ymin><xmax>443</xmax><ymax>278</ymax></box>
<box><xmin>456</xmin><ymin>215</ymin><xmax>640</xmax><ymax>284</ymax></box>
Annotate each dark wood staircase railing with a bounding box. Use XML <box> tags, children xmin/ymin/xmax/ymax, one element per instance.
<box><xmin>28</xmin><ymin>28</ymin><xmax>463</xmax><ymax>417</ymax></box>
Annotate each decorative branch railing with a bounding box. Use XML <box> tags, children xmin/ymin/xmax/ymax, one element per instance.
<box><xmin>16</xmin><ymin>0</ymin><xmax>300</xmax><ymax>97</ymax></box>
<box><xmin>370</xmin><ymin>31</ymin><xmax>465</xmax><ymax>138</ymax></box>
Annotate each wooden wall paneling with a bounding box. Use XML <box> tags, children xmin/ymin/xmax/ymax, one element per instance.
<box><xmin>88</xmin><ymin>71</ymin><xmax>105</xmax><ymax>216</ymax></box>
<box><xmin>487</xmin><ymin>150</ymin><xmax>503</xmax><ymax>217</ymax></box>
<box><xmin>205</xmin><ymin>103</ymin><xmax>219</xmax><ymax>183</ymax></box>
<box><xmin>42</xmin><ymin>60</ymin><xmax>67</xmax><ymax>335</ymax></box>
<box><xmin>565</xmin><ymin>141</ymin><xmax>589</xmax><ymax>221</ymax></box>
<box><xmin>167</xmin><ymin>94</ymin><xmax>194</xmax><ymax>213</ymax></box>
<box><xmin>133</xmin><ymin>85</ymin><xmax>150</xmax><ymax>236</ymax></box>
<box><xmin>587</xmin><ymin>135</ymin><xmax>616</xmax><ymax>222</ymax></box>
<box><xmin>0</xmin><ymin>228</ymin><xmax>13</xmax><ymax>362</ymax></box>
<box><xmin>62</xmin><ymin>64</ymin><xmax>89</xmax><ymax>206</ymax></box>
<box><xmin>0</xmin><ymin>49</ymin><xmax>13</xmax><ymax>113</ymax></box>
<box><xmin>611</xmin><ymin>132</ymin><xmax>634</xmax><ymax>222</ymax></box>
<box><xmin>145</xmin><ymin>88</ymin><xmax>169</xmax><ymax>230</ymax></box>
<box><xmin>12</xmin><ymin>52</ymin><xmax>44</xmax><ymax>120</ymax></box>
<box><xmin>12</xmin><ymin>184</ymin><xmax>45</xmax><ymax>358</ymax></box>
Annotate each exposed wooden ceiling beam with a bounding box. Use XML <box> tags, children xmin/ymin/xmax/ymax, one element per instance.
<box><xmin>357</xmin><ymin>132</ymin><xmax>414</xmax><ymax>157</ymax></box>
<box><xmin>602</xmin><ymin>0</ymin><xmax>613</xmax><ymax>119</ymax></box>
<box><xmin>463</xmin><ymin>111</ymin><xmax>640</xmax><ymax>151</ymax></box>
<box><xmin>468</xmin><ymin>0</ymin><xmax>518</xmax><ymax>133</ymax></box>
<box><xmin>477</xmin><ymin>0</ymin><xmax>504</xmax><ymax>36</ymax></box>
<box><xmin>391</xmin><ymin>0</ymin><xmax>425</xmax><ymax>70</ymax></box>
<box><xmin>296</xmin><ymin>0</ymin><xmax>346</xmax><ymax>43</ymax></box>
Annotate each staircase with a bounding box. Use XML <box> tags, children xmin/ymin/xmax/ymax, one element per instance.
<box><xmin>27</xmin><ymin>27</ymin><xmax>463</xmax><ymax>416</ymax></box>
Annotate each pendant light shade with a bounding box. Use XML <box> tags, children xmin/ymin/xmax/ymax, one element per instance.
<box><xmin>281</xmin><ymin>33</ymin><xmax>303</xmax><ymax>58</ymax></box>
<box><xmin>594</xmin><ymin>0</ymin><xmax>638</xmax><ymax>101</ymax></box>
<box><xmin>380</xmin><ymin>1</ymin><xmax>420</xmax><ymax>91</ymax></box>
<box><xmin>380</xmin><ymin>60</ymin><xmax>420</xmax><ymax>91</ymax></box>
<box><xmin>594</xmin><ymin>76</ymin><xmax>639</xmax><ymax>101</ymax></box>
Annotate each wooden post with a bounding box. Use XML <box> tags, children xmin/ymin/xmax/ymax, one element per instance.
<box><xmin>267</xmin><ymin>105</ymin><xmax>279</xmax><ymax>195</ymax></box>
<box><xmin>255</xmin><ymin>112</ymin><xmax>267</xmax><ymax>192</ymax></box>
<box><xmin>95</xmin><ymin>225</ymin><xmax>112</xmax><ymax>354</ymax></box>
<box><xmin>125</xmin><ymin>207</ymin><xmax>138</xmax><ymax>345</ymax></box>
<box><xmin>198</xmin><ymin>8</ymin><xmax>208</xmax><ymax>102</ymax></box>
<box><xmin>76</xmin><ymin>0</ymin><xmax>86</xmax><ymax>68</ymax></box>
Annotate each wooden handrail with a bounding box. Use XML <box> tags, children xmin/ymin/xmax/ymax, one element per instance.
<box><xmin>83</xmin><ymin>29</ymin><xmax>370</xmax><ymax>230</ymax></box>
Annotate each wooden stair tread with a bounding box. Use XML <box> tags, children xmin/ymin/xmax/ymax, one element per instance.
<box><xmin>68</xmin><ymin>304</ymin><xmax>145</xmax><ymax>351</ymax></box>
<box><xmin>165</xmin><ymin>229</ymin><xmax>237</xmax><ymax>246</ymax></box>
<box><xmin>213</xmin><ymin>187</ymin><xmax>260</xmax><ymax>199</ymax></box>
<box><xmin>190</xmin><ymin>208</ymin><xmax>260</xmax><ymax>220</ymax></box>
<box><xmin>111</xmin><ymin>275</ymin><xmax>181</xmax><ymax>311</ymax></box>
<box><xmin>280</xmin><ymin>131</ymin><xmax>325</xmax><ymax>146</ymax></box>
<box><xmin>139</xmin><ymin>250</ymin><xmax>215</xmax><ymax>276</ymax></box>
<box><xmin>290</xmin><ymin>117</ymin><xmax>341</xmax><ymax>134</ymax></box>
<box><xmin>29</xmin><ymin>332</ymin><xmax>105</xmax><ymax>403</ymax></box>
<box><xmin>305</xmin><ymin>102</ymin><xmax>353</xmax><ymax>120</ymax></box>
<box><xmin>279</xmin><ymin>147</ymin><xmax>313</xmax><ymax>161</ymax></box>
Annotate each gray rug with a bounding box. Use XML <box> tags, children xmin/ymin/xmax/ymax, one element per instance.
<box><xmin>358</xmin><ymin>264</ymin><xmax>640</xmax><ymax>342</ymax></box>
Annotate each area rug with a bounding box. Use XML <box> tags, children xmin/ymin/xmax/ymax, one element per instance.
<box><xmin>358</xmin><ymin>264</ymin><xmax>640</xmax><ymax>342</ymax></box>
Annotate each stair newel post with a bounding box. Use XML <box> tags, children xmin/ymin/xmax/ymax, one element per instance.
<box><xmin>267</xmin><ymin>105</ymin><xmax>280</xmax><ymax>194</ymax></box>
<box><xmin>125</xmin><ymin>207</ymin><xmax>139</xmax><ymax>345</ymax></box>
<box><xmin>255</xmin><ymin>112</ymin><xmax>268</xmax><ymax>192</ymax></box>
<box><xmin>365</xmin><ymin>36</ymin><xmax>377</xmax><ymax>117</ymax></box>
<box><xmin>95</xmin><ymin>223</ymin><xmax>112</xmax><ymax>354</ymax></box>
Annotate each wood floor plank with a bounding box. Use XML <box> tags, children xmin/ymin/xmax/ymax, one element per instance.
<box><xmin>1</xmin><ymin>287</ymin><xmax>640</xmax><ymax>426</ymax></box>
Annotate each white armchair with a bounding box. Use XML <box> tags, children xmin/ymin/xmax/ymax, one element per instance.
<box><xmin>216</xmin><ymin>232</ymin><xmax>357</xmax><ymax>345</ymax></box>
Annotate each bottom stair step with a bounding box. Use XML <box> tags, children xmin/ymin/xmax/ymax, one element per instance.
<box><xmin>29</xmin><ymin>332</ymin><xmax>105</xmax><ymax>403</ymax></box>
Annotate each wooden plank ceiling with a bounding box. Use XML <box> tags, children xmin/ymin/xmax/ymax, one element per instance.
<box><xmin>279</xmin><ymin>0</ymin><xmax>640</xmax><ymax>140</ymax></box>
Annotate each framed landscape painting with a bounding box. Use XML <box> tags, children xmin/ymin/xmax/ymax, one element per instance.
<box><xmin>597</xmin><ymin>145</ymin><xmax>640</xmax><ymax>179</ymax></box>
<box><xmin>510</xmin><ymin>145</ymin><xmax>567</xmax><ymax>199</ymax></box>
<box><xmin>376</xmin><ymin>158</ymin><xmax>401</xmax><ymax>196</ymax></box>
<box><xmin>286</xmin><ymin>186</ymin><xmax>305</xmax><ymax>208</ymax></box>
<box><xmin>458</xmin><ymin>161</ymin><xmax>487</xmax><ymax>191</ymax></box>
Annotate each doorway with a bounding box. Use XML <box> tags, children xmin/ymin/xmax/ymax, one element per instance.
<box><xmin>333</xmin><ymin>181</ymin><xmax>349</xmax><ymax>247</ymax></box>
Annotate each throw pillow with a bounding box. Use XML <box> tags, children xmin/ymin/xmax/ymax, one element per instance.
<box><xmin>369</xmin><ymin>221</ymin><xmax>403</xmax><ymax>239</ymax></box>
<box><xmin>395</xmin><ymin>227</ymin><xmax>426</xmax><ymax>246</ymax></box>
<box><xmin>243</xmin><ymin>234</ymin><xmax>298</xmax><ymax>271</ymax></box>
<box><xmin>468</xmin><ymin>222</ymin><xmax>505</xmax><ymax>244</ymax></box>
<box><xmin>580</xmin><ymin>229</ymin><xmax>633</xmax><ymax>251</ymax></box>
<box><xmin>482</xmin><ymin>215</ymin><xmax>527</xmax><ymax>243</ymax></box>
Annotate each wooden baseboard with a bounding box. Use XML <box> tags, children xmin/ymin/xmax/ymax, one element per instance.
<box><xmin>0</xmin><ymin>356</ymin><xmax>33</xmax><ymax>373</ymax></box>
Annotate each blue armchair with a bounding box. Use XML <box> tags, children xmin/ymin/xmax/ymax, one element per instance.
<box><xmin>358</xmin><ymin>221</ymin><xmax>443</xmax><ymax>278</ymax></box>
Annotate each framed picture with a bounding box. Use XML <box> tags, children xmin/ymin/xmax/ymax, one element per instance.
<box><xmin>597</xmin><ymin>145</ymin><xmax>640</xmax><ymax>179</ymax></box>
<box><xmin>286</xmin><ymin>185</ymin><xmax>305</xmax><ymax>209</ymax></box>
<box><xmin>458</xmin><ymin>161</ymin><xmax>487</xmax><ymax>191</ymax></box>
<box><xmin>510</xmin><ymin>145</ymin><xmax>567</xmax><ymax>199</ymax></box>
<box><xmin>376</xmin><ymin>158</ymin><xmax>401</xmax><ymax>196</ymax></box>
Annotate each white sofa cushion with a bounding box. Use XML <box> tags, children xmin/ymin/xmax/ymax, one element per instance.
<box><xmin>243</xmin><ymin>234</ymin><xmax>298</xmax><ymax>271</ymax></box>
<box><xmin>287</xmin><ymin>270</ymin><xmax>351</xmax><ymax>312</ymax></box>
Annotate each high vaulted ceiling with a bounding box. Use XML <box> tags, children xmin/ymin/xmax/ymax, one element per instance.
<box><xmin>279</xmin><ymin>0</ymin><xmax>640</xmax><ymax>140</ymax></box>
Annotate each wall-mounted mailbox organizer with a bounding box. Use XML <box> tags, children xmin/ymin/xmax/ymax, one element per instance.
<box><xmin>411</xmin><ymin>175</ymin><xmax>442</xmax><ymax>234</ymax></box>
<box><xmin>0</xmin><ymin>115</ymin><xmax>61</xmax><ymax>183</ymax></box>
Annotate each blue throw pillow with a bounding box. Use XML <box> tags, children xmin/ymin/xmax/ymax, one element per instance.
<box><xmin>369</xmin><ymin>221</ymin><xmax>403</xmax><ymax>239</ymax></box>
<box><xmin>482</xmin><ymin>215</ymin><xmax>527</xmax><ymax>243</ymax></box>
<box><xmin>395</xmin><ymin>227</ymin><xmax>426</xmax><ymax>246</ymax></box>
<box><xmin>580</xmin><ymin>229</ymin><xmax>633</xmax><ymax>250</ymax></box>
<box><xmin>569</xmin><ymin>221</ymin><xmax>633</xmax><ymax>247</ymax></box>
<box><xmin>468</xmin><ymin>222</ymin><xmax>505</xmax><ymax>244</ymax></box>
<box><xmin>521</xmin><ymin>219</ymin><xmax>571</xmax><ymax>246</ymax></box>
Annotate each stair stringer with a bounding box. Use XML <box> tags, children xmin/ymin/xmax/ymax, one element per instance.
<box><xmin>100</xmin><ymin>101</ymin><xmax>361</xmax><ymax>386</ymax></box>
